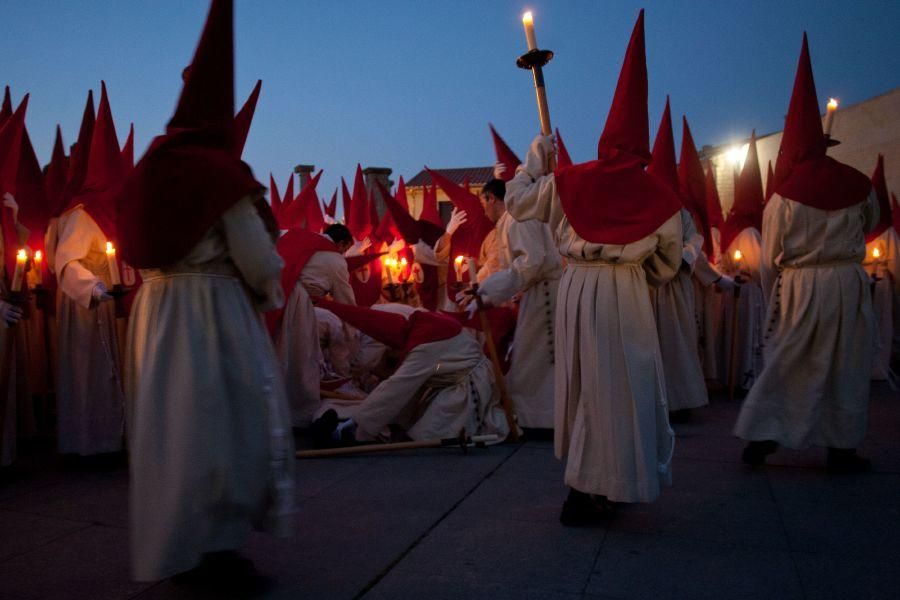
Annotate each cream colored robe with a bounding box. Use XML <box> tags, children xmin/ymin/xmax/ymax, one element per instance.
<box><xmin>651</xmin><ymin>209</ymin><xmax>709</xmax><ymax>411</ymax></box>
<box><xmin>862</xmin><ymin>228</ymin><xmax>898</xmax><ymax>381</ymax></box>
<box><xmin>352</xmin><ymin>331</ymin><xmax>509</xmax><ymax>442</ymax></box>
<box><xmin>719</xmin><ymin>228</ymin><xmax>766</xmax><ymax>391</ymax></box>
<box><xmin>692</xmin><ymin>228</ymin><xmax>724</xmax><ymax>382</ymax></box>
<box><xmin>478</xmin><ymin>211</ymin><xmax>562</xmax><ymax>428</ymax></box>
<box><xmin>126</xmin><ymin>198</ymin><xmax>294</xmax><ymax>581</ymax></box>
<box><xmin>277</xmin><ymin>249</ymin><xmax>355</xmax><ymax>427</ymax></box>
<box><xmin>315</xmin><ymin>307</ymin><xmax>353</xmax><ymax>379</ymax></box>
<box><xmin>505</xmin><ymin>142</ymin><xmax>680</xmax><ymax>503</ymax></box>
<box><xmin>734</xmin><ymin>192</ymin><xmax>878</xmax><ymax>449</ymax></box>
<box><xmin>46</xmin><ymin>207</ymin><xmax>124</xmax><ymax>455</ymax></box>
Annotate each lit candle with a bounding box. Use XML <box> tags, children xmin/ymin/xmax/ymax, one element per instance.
<box><xmin>33</xmin><ymin>250</ymin><xmax>43</xmax><ymax>286</ymax></box>
<box><xmin>454</xmin><ymin>255</ymin><xmax>464</xmax><ymax>281</ymax></box>
<box><xmin>106</xmin><ymin>241</ymin><xmax>122</xmax><ymax>286</ymax></box>
<box><xmin>382</xmin><ymin>256</ymin><xmax>394</xmax><ymax>285</ymax></box>
<box><xmin>872</xmin><ymin>247</ymin><xmax>881</xmax><ymax>259</ymax></box>
<box><xmin>733</xmin><ymin>249</ymin><xmax>743</xmax><ymax>265</ymax></box>
<box><xmin>11</xmin><ymin>249</ymin><xmax>26</xmax><ymax>292</ymax></box>
<box><xmin>823</xmin><ymin>98</ymin><xmax>838</xmax><ymax>137</ymax></box>
<box><xmin>522</xmin><ymin>11</ymin><xmax>538</xmax><ymax>51</ymax></box>
<box><xmin>467</xmin><ymin>257</ymin><xmax>479</xmax><ymax>285</ymax></box>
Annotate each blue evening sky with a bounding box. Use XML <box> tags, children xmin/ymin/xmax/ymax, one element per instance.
<box><xmin>3</xmin><ymin>0</ymin><xmax>899</xmax><ymax>203</ymax></box>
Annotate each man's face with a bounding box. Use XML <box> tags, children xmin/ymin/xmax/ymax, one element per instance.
<box><xmin>481</xmin><ymin>192</ymin><xmax>500</xmax><ymax>222</ymax></box>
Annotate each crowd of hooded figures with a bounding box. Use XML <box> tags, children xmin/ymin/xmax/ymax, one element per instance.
<box><xmin>0</xmin><ymin>0</ymin><xmax>897</xmax><ymax>589</ymax></box>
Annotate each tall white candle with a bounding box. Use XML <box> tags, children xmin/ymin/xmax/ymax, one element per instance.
<box><xmin>11</xmin><ymin>249</ymin><xmax>26</xmax><ymax>292</ymax></box>
<box><xmin>454</xmin><ymin>255</ymin><xmax>464</xmax><ymax>281</ymax></box>
<box><xmin>823</xmin><ymin>98</ymin><xmax>838</xmax><ymax>136</ymax></box>
<box><xmin>467</xmin><ymin>257</ymin><xmax>478</xmax><ymax>285</ymax></box>
<box><xmin>106</xmin><ymin>242</ymin><xmax>122</xmax><ymax>286</ymax></box>
<box><xmin>33</xmin><ymin>250</ymin><xmax>43</xmax><ymax>286</ymax></box>
<box><xmin>522</xmin><ymin>11</ymin><xmax>538</xmax><ymax>51</ymax></box>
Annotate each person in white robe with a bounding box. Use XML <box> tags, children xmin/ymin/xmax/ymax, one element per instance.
<box><xmin>126</xmin><ymin>196</ymin><xmax>294</xmax><ymax>581</ymax></box>
<box><xmin>863</xmin><ymin>228</ymin><xmax>898</xmax><ymax>381</ymax></box>
<box><xmin>277</xmin><ymin>223</ymin><xmax>355</xmax><ymax>427</ymax></box>
<box><xmin>312</xmin><ymin>300</ymin><xmax>509</xmax><ymax>445</ymax></box>
<box><xmin>718</xmin><ymin>228</ymin><xmax>766</xmax><ymax>394</ymax></box>
<box><xmin>472</xmin><ymin>177</ymin><xmax>562</xmax><ymax>429</ymax></box>
<box><xmin>652</xmin><ymin>209</ymin><xmax>711</xmax><ymax>418</ymax></box>
<box><xmin>734</xmin><ymin>33</ymin><xmax>878</xmax><ymax>472</ymax></box>
<box><xmin>45</xmin><ymin>206</ymin><xmax>124</xmax><ymax>456</ymax></box>
<box><xmin>507</xmin><ymin>135</ymin><xmax>681</xmax><ymax>510</ymax></box>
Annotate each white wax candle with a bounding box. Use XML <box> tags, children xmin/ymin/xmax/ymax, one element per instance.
<box><xmin>823</xmin><ymin>98</ymin><xmax>838</xmax><ymax>136</ymax></box>
<box><xmin>522</xmin><ymin>11</ymin><xmax>538</xmax><ymax>51</ymax></box>
<box><xmin>106</xmin><ymin>242</ymin><xmax>121</xmax><ymax>286</ymax></box>
<box><xmin>467</xmin><ymin>257</ymin><xmax>478</xmax><ymax>285</ymax></box>
<box><xmin>11</xmin><ymin>249</ymin><xmax>26</xmax><ymax>292</ymax></box>
<box><xmin>453</xmin><ymin>255</ymin><xmax>464</xmax><ymax>281</ymax></box>
<box><xmin>33</xmin><ymin>250</ymin><xmax>43</xmax><ymax>285</ymax></box>
<box><xmin>383</xmin><ymin>257</ymin><xmax>394</xmax><ymax>285</ymax></box>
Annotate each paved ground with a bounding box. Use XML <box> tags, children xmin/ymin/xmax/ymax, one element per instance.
<box><xmin>0</xmin><ymin>383</ymin><xmax>897</xmax><ymax>599</ymax></box>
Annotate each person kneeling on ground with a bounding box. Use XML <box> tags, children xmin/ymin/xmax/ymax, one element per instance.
<box><xmin>312</xmin><ymin>299</ymin><xmax>510</xmax><ymax>445</ymax></box>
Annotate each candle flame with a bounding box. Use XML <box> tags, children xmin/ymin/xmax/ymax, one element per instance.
<box><xmin>733</xmin><ymin>249</ymin><xmax>743</xmax><ymax>262</ymax></box>
<box><xmin>522</xmin><ymin>11</ymin><xmax>533</xmax><ymax>25</ymax></box>
<box><xmin>16</xmin><ymin>249</ymin><xmax>26</xmax><ymax>261</ymax></box>
<box><xmin>34</xmin><ymin>250</ymin><xmax>42</xmax><ymax>261</ymax></box>
<box><xmin>400</xmin><ymin>257</ymin><xmax>408</xmax><ymax>267</ymax></box>
<box><xmin>106</xmin><ymin>241</ymin><xmax>115</xmax><ymax>255</ymax></box>
<box><xmin>827</xmin><ymin>98</ymin><xmax>838</xmax><ymax>110</ymax></box>
<box><xmin>454</xmin><ymin>255</ymin><xmax>464</xmax><ymax>265</ymax></box>
<box><xmin>873</xmin><ymin>247</ymin><xmax>881</xmax><ymax>259</ymax></box>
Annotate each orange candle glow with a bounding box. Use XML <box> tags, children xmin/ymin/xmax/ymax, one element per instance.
<box><xmin>33</xmin><ymin>250</ymin><xmax>43</xmax><ymax>285</ymax></box>
<box><xmin>453</xmin><ymin>255</ymin><xmax>464</xmax><ymax>281</ymax></box>
<box><xmin>105</xmin><ymin>242</ymin><xmax>122</xmax><ymax>286</ymax></box>
<box><xmin>11</xmin><ymin>249</ymin><xmax>26</xmax><ymax>292</ymax></box>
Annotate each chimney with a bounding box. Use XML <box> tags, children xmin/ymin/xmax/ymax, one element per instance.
<box><xmin>363</xmin><ymin>166</ymin><xmax>393</xmax><ymax>218</ymax></box>
<box><xmin>294</xmin><ymin>164</ymin><xmax>315</xmax><ymax>189</ymax></box>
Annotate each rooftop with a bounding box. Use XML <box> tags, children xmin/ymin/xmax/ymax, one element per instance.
<box><xmin>406</xmin><ymin>166</ymin><xmax>494</xmax><ymax>188</ymax></box>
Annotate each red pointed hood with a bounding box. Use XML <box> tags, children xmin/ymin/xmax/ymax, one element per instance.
<box><xmin>554</xmin><ymin>11</ymin><xmax>679</xmax><ymax>245</ymax></box>
<box><xmin>281</xmin><ymin>173</ymin><xmax>295</xmax><ymax>225</ymax></box>
<box><xmin>282</xmin><ymin>170</ymin><xmax>321</xmax><ymax>230</ymax></box>
<box><xmin>118</xmin><ymin>0</ymin><xmax>263</xmax><ymax>268</ymax></box>
<box><xmin>64</xmin><ymin>90</ymin><xmax>95</xmax><ymax>206</ymax></box>
<box><xmin>347</xmin><ymin>164</ymin><xmax>372</xmax><ymax>240</ymax></box>
<box><xmin>596</xmin><ymin>10</ymin><xmax>650</xmax><ymax>165</ymax></box>
<box><xmin>0</xmin><ymin>94</ymin><xmax>28</xmax><ymax>280</ymax></box>
<box><xmin>419</xmin><ymin>181</ymin><xmax>442</xmax><ymax>227</ymax></box>
<box><xmin>866</xmin><ymin>154</ymin><xmax>892</xmax><ymax>243</ymax></box>
<box><xmin>167</xmin><ymin>0</ymin><xmax>234</xmax><ymax>142</ymax></box>
<box><xmin>325</xmin><ymin>188</ymin><xmax>338</xmax><ymax>219</ymax></box>
<box><xmin>677</xmin><ymin>116</ymin><xmax>712</xmax><ymax>239</ymax></box>
<box><xmin>647</xmin><ymin>97</ymin><xmax>679</xmax><ymax>197</ymax></box>
<box><xmin>555</xmin><ymin>128</ymin><xmax>573</xmax><ymax>169</ymax></box>
<box><xmin>340</xmin><ymin>177</ymin><xmax>352</xmax><ymax>224</ymax></box>
<box><xmin>378</xmin><ymin>179</ymin><xmax>444</xmax><ymax>247</ymax></box>
<box><xmin>121</xmin><ymin>123</ymin><xmax>135</xmax><ymax>173</ymax></box>
<box><xmin>45</xmin><ymin>126</ymin><xmax>69</xmax><ymax>217</ymax></box>
<box><xmin>0</xmin><ymin>94</ymin><xmax>27</xmax><ymax>195</ymax></box>
<box><xmin>305</xmin><ymin>181</ymin><xmax>326</xmax><ymax>233</ymax></box>
<box><xmin>765</xmin><ymin>160</ymin><xmax>775</xmax><ymax>202</ymax></box>
<box><xmin>489</xmin><ymin>124</ymin><xmax>521</xmax><ymax>181</ymax></box>
<box><xmin>721</xmin><ymin>132</ymin><xmax>764</xmax><ymax>252</ymax></box>
<box><xmin>773</xmin><ymin>33</ymin><xmax>870</xmax><ymax>210</ymax></box>
<box><xmin>318</xmin><ymin>299</ymin><xmax>461</xmax><ymax>356</ymax></box>
<box><xmin>345</xmin><ymin>251</ymin><xmax>386</xmax><ymax>273</ymax></box>
<box><xmin>15</xmin><ymin>127</ymin><xmax>50</xmax><ymax>251</ymax></box>
<box><xmin>233</xmin><ymin>79</ymin><xmax>261</xmax><ymax>157</ymax></box>
<box><xmin>67</xmin><ymin>81</ymin><xmax>123</xmax><ymax>239</ymax></box>
<box><xmin>426</xmin><ymin>168</ymin><xmax>495</xmax><ymax>295</ymax></box>
<box><xmin>704</xmin><ymin>165</ymin><xmax>723</xmax><ymax>250</ymax></box>
<box><xmin>0</xmin><ymin>87</ymin><xmax>11</xmax><ymax>126</ymax></box>
<box><xmin>373</xmin><ymin>187</ymin><xmax>400</xmax><ymax>244</ymax></box>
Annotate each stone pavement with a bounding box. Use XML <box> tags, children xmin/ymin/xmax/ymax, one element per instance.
<box><xmin>0</xmin><ymin>383</ymin><xmax>897</xmax><ymax>599</ymax></box>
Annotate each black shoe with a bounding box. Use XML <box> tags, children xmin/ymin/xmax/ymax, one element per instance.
<box><xmin>560</xmin><ymin>489</ymin><xmax>615</xmax><ymax>527</ymax></box>
<box><xmin>826</xmin><ymin>448</ymin><xmax>871</xmax><ymax>474</ymax></box>
<box><xmin>742</xmin><ymin>440</ymin><xmax>778</xmax><ymax>466</ymax></box>
<box><xmin>310</xmin><ymin>410</ymin><xmax>339</xmax><ymax>448</ymax></box>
